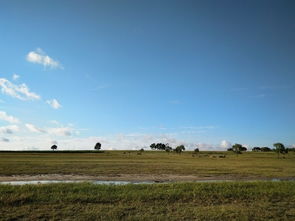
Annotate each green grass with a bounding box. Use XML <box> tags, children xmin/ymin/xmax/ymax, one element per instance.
<box><xmin>0</xmin><ymin>151</ymin><xmax>294</xmax><ymax>179</ymax></box>
<box><xmin>1</xmin><ymin>181</ymin><xmax>295</xmax><ymax>220</ymax></box>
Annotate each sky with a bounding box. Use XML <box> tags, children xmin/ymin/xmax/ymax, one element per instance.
<box><xmin>0</xmin><ymin>0</ymin><xmax>294</xmax><ymax>150</ymax></box>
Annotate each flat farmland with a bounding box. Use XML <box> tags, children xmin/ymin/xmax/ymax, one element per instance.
<box><xmin>0</xmin><ymin>151</ymin><xmax>294</xmax><ymax>181</ymax></box>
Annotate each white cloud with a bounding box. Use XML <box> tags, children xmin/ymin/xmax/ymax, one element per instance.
<box><xmin>0</xmin><ymin>125</ymin><xmax>19</xmax><ymax>134</ymax></box>
<box><xmin>25</xmin><ymin>123</ymin><xmax>46</xmax><ymax>133</ymax></box>
<box><xmin>0</xmin><ymin>129</ymin><xmax>234</xmax><ymax>151</ymax></box>
<box><xmin>1</xmin><ymin>137</ymin><xmax>9</xmax><ymax>142</ymax></box>
<box><xmin>48</xmin><ymin>127</ymin><xmax>72</xmax><ymax>136</ymax></box>
<box><xmin>49</xmin><ymin>120</ymin><xmax>60</xmax><ymax>125</ymax></box>
<box><xmin>25</xmin><ymin>122</ymin><xmax>73</xmax><ymax>137</ymax></box>
<box><xmin>195</xmin><ymin>140</ymin><xmax>234</xmax><ymax>151</ymax></box>
<box><xmin>26</xmin><ymin>48</ymin><xmax>62</xmax><ymax>69</ymax></box>
<box><xmin>12</xmin><ymin>74</ymin><xmax>20</xmax><ymax>81</ymax></box>
<box><xmin>0</xmin><ymin>78</ymin><xmax>41</xmax><ymax>101</ymax></box>
<box><xmin>220</xmin><ymin>140</ymin><xmax>232</xmax><ymax>149</ymax></box>
<box><xmin>0</xmin><ymin>111</ymin><xmax>20</xmax><ymax>123</ymax></box>
<box><xmin>46</xmin><ymin>99</ymin><xmax>62</xmax><ymax>109</ymax></box>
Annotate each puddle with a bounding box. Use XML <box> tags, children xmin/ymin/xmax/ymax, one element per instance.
<box><xmin>0</xmin><ymin>180</ymin><xmax>156</xmax><ymax>185</ymax></box>
<box><xmin>0</xmin><ymin>178</ymin><xmax>294</xmax><ymax>185</ymax></box>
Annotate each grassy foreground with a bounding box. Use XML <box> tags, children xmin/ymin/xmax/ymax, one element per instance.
<box><xmin>0</xmin><ymin>151</ymin><xmax>294</xmax><ymax>179</ymax></box>
<box><xmin>1</xmin><ymin>181</ymin><xmax>295</xmax><ymax>220</ymax></box>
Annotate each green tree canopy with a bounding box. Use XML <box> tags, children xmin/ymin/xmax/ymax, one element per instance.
<box><xmin>94</xmin><ymin>142</ymin><xmax>101</xmax><ymax>150</ymax></box>
<box><xmin>51</xmin><ymin>145</ymin><xmax>57</xmax><ymax>151</ymax></box>
<box><xmin>273</xmin><ymin>143</ymin><xmax>286</xmax><ymax>158</ymax></box>
<box><xmin>174</xmin><ymin>145</ymin><xmax>185</xmax><ymax>154</ymax></box>
<box><xmin>232</xmin><ymin>144</ymin><xmax>244</xmax><ymax>155</ymax></box>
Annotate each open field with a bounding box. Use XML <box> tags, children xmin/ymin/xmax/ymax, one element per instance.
<box><xmin>1</xmin><ymin>151</ymin><xmax>295</xmax><ymax>220</ymax></box>
<box><xmin>1</xmin><ymin>181</ymin><xmax>295</xmax><ymax>220</ymax></box>
<box><xmin>0</xmin><ymin>151</ymin><xmax>294</xmax><ymax>181</ymax></box>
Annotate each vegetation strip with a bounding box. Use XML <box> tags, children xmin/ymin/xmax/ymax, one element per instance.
<box><xmin>1</xmin><ymin>181</ymin><xmax>295</xmax><ymax>220</ymax></box>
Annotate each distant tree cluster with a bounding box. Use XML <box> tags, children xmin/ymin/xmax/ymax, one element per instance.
<box><xmin>150</xmin><ymin>143</ymin><xmax>172</xmax><ymax>152</ymax></box>
<box><xmin>252</xmin><ymin>147</ymin><xmax>272</xmax><ymax>152</ymax></box>
<box><xmin>227</xmin><ymin>142</ymin><xmax>290</xmax><ymax>159</ymax></box>
<box><xmin>227</xmin><ymin>144</ymin><xmax>247</xmax><ymax>155</ymax></box>
<box><xmin>150</xmin><ymin>143</ymin><xmax>185</xmax><ymax>153</ymax></box>
<box><xmin>286</xmin><ymin>147</ymin><xmax>295</xmax><ymax>152</ymax></box>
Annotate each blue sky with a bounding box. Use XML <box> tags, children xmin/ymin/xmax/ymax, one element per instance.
<box><xmin>0</xmin><ymin>0</ymin><xmax>294</xmax><ymax>150</ymax></box>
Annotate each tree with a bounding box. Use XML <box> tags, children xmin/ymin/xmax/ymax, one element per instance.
<box><xmin>194</xmin><ymin>148</ymin><xmax>199</xmax><ymax>153</ymax></box>
<box><xmin>174</xmin><ymin>145</ymin><xmax>185</xmax><ymax>154</ymax></box>
<box><xmin>165</xmin><ymin>145</ymin><xmax>172</xmax><ymax>152</ymax></box>
<box><xmin>241</xmin><ymin>146</ymin><xmax>247</xmax><ymax>151</ymax></box>
<box><xmin>252</xmin><ymin>147</ymin><xmax>261</xmax><ymax>152</ymax></box>
<box><xmin>232</xmin><ymin>144</ymin><xmax>243</xmax><ymax>155</ymax></box>
<box><xmin>261</xmin><ymin>147</ymin><xmax>271</xmax><ymax>152</ymax></box>
<box><xmin>273</xmin><ymin>143</ymin><xmax>286</xmax><ymax>158</ymax></box>
<box><xmin>150</xmin><ymin>143</ymin><xmax>156</xmax><ymax>150</ymax></box>
<box><xmin>286</xmin><ymin>147</ymin><xmax>295</xmax><ymax>152</ymax></box>
<box><xmin>94</xmin><ymin>142</ymin><xmax>101</xmax><ymax>151</ymax></box>
<box><xmin>51</xmin><ymin>145</ymin><xmax>57</xmax><ymax>151</ymax></box>
<box><xmin>150</xmin><ymin>143</ymin><xmax>171</xmax><ymax>151</ymax></box>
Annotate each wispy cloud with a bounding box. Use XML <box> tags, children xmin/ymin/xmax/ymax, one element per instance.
<box><xmin>26</xmin><ymin>48</ymin><xmax>63</xmax><ymax>69</ymax></box>
<box><xmin>12</xmin><ymin>74</ymin><xmax>20</xmax><ymax>81</ymax></box>
<box><xmin>91</xmin><ymin>84</ymin><xmax>111</xmax><ymax>91</ymax></box>
<box><xmin>48</xmin><ymin>127</ymin><xmax>72</xmax><ymax>136</ymax></box>
<box><xmin>251</xmin><ymin>94</ymin><xmax>266</xmax><ymax>99</ymax></box>
<box><xmin>49</xmin><ymin>120</ymin><xmax>60</xmax><ymax>125</ymax></box>
<box><xmin>25</xmin><ymin>123</ymin><xmax>72</xmax><ymax>136</ymax></box>
<box><xmin>0</xmin><ymin>111</ymin><xmax>20</xmax><ymax>123</ymax></box>
<box><xmin>231</xmin><ymin>87</ymin><xmax>248</xmax><ymax>91</ymax></box>
<box><xmin>25</xmin><ymin>123</ymin><xmax>46</xmax><ymax>133</ymax></box>
<box><xmin>0</xmin><ymin>125</ymin><xmax>19</xmax><ymax>134</ymax></box>
<box><xmin>180</xmin><ymin>126</ymin><xmax>217</xmax><ymax>130</ymax></box>
<box><xmin>46</xmin><ymin>99</ymin><xmax>62</xmax><ymax>109</ymax></box>
<box><xmin>0</xmin><ymin>78</ymin><xmax>41</xmax><ymax>101</ymax></box>
<box><xmin>258</xmin><ymin>85</ymin><xmax>292</xmax><ymax>90</ymax></box>
<box><xmin>1</xmin><ymin>137</ymin><xmax>9</xmax><ymax>142</ymax></box>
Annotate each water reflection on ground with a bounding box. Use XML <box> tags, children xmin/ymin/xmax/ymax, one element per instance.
<box><xmin>0</xmin><ymin>180</ymin><xmax>155</xmax><ymax>185</ymax></box>
<box><xmin>0</xmin><ymin>178</ymin><xmax>294</xmax><ymax>185</ymax></box>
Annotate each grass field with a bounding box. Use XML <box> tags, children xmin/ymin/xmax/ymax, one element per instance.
<box><xmin>0</xmin><ymin>151</ymin><xmax>294</xmax><ymax>180</ymax></box>
<box><xmin>1</xmin><ymin>151</ymin><xmax>295</xmax><ymax>220</ymax></box>
<box><xmin>1</xmin><ymin>181</ymin><xmax>295</xmax><ymax>220</ymax></box>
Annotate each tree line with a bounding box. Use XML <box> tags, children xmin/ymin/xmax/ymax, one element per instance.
<box><xmin>227</xmin><ymin>142</ymin><xmax>293</xmax><ymax>158</ymax></box>
<box><xmin>150</xmin><ymin>143</ymin><xmax>185</xmax><ymax>153</ymax></box>
<box><xmin>50</xmin><ymin>141</ymin><xmax>294</xmax><ymax>158</ymax></box>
